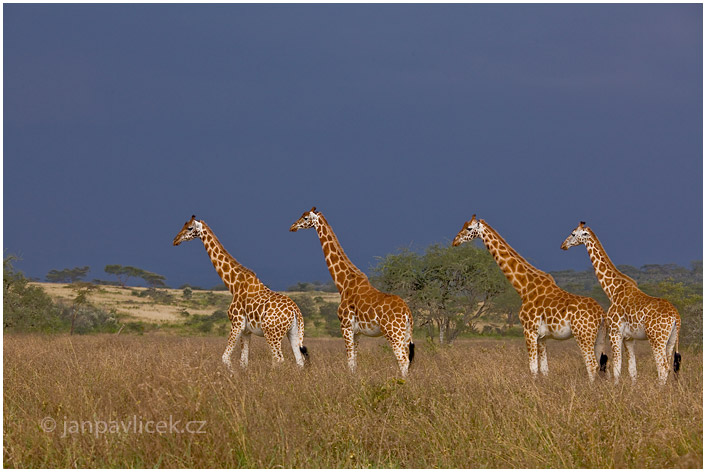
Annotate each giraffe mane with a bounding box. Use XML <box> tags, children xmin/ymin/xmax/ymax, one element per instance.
<box><xmin>585</xmin><ymin>227</ymin><xmax>638</xmax><ymax>286</ymax></box>
<box><xmin>200</xmin><ymin>221</ymin><xmax>260</xmax><ymax>282</ymax></box>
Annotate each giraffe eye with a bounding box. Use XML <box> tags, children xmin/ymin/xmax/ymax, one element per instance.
<box><xmin>188</xmin><ymin>227</ymin><xmax>193</xmax><ymax>230</ymax></box>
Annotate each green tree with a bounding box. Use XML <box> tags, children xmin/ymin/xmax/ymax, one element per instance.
<box><xmin>373</xmin><ymin>243</ymin><xmax>510</xmax><ymax>344</ymax></box>
<box><xmin>290</xmin><ymin>294</ymin><xmax>317</xmax><ymax>319</ymax></box>
<box><xmin>319</xmin><ymin>301</ymin><xmax>342</xmax><ymax>337</ymax></box>
<box><xmin>46</xmin><ymin>266</ymin><xmax>90</xmax><ymax>283</ymax></box>
<box><xmin>104</xmin><ymin>265</ymin><xmax>167</xmax><ymax>288</ymax></box>
<box><xmin>140</xmin><ymin>271</ymin><xmax>166</xmax><ymax>288</ymax></box>
<box><xmin>104</xmin><ymin>265</ymin><xmax>143</xmax><ymax>288</ymax></box>
<box><xmin>490</xmin><ymin>286</ymin><xmax>522</xmax><ymax>329</ymax></box>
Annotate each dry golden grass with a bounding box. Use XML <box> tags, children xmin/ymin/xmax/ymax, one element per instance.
<box><xmin>3</xmin><ymin>334</ymin><xmax>702</xmax><ymax>468</ymax></box>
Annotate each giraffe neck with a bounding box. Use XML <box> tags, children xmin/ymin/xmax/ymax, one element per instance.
<box><xmin>314</xmin><ymin>214</ymin><xmax>366</xmax><ymax>293</ymax></box>
<box><xmin>479</xmin><ymin>222</ymin><xmax>556</xmax><ymax>299</ymax></box>
<box><xmin>584</xmin><ymin>228</ymin><xmax>635</xmax><ymax>301</ymax></box>
<box><xmin>200</xmin><ymin>223</ymin><xmax>263</xmax><ymax>297</ymax></box>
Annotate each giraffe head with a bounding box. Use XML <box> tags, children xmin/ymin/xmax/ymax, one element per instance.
<box><xmin>560</xmin><ymin>221</ymin><xmax>590</xmax><ymax>250</ymax></box>
<box><xmin>173</xmin><ymin>215</ymin><xmax>204</xmax><ymax>246</ymax></box>
<box><xmin>452</xmin><ymin>215</ymin><xmax>484</xmax><ymax>247</ymax></box>
<box><xmin>289</xmin><ymin>207</ymin><xmax>320</xmax><ymax>232</ymax></box>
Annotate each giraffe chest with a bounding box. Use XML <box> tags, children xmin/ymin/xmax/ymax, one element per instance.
<box><xmin>241</xmin><ymin>300</ymin><xmax>267</xmax><ymax>337</ymax></box>
<box><xmin>537</xmin><ymin>318</ymin><xmax>573</xmax><ymax>340</ymax></box>
<box><xmin>614</xmin><ymin>301</ymin><xmax>648</xmax><ymax>340</ymax></box>
<box><xmin>244</xmin><ymin>317</ymin><xmax>264</xmax><ymax>336</ymax></box>
<box><xmin>620</xmin><ymin>321</ymin><xmax>647</xmax><ymax>340</ymax></box>
<box><xmin>351</xmin><ymin>317</ymin><xmax>382</xmax><ymax>337</ymax></box>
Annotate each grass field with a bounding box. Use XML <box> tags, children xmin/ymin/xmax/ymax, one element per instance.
<box><xmin>3</xmin><ymin>334</ymin><xmax>702</xmax><ymax>468</ymax></box>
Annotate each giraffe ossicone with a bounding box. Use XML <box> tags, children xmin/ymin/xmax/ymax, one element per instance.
<box><xmin>561</xmin><ymin>221</ymin><xmax>681</xmax><ymax>384</ymax></box>
<box><xmin>290</xmin><ymin>207</ymin><xmax>415</xmax><ymax>377</ymax></box>
<box><xmin>453</xmin><ymin>215</ymin><xmax>608</xmax><ymax>381</ymax></box>
<box><xmin>173</xmin><ymin>215</ymin><xmax>309</xmax><ymax>369</ymax></box>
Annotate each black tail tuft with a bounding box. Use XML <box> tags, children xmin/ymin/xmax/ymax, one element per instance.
<box><xmin>300</xmin><ymin>346</ymin><xmax>309</xmax><ymax>361</ymax></box>
<box><xmin>673</xmin><ymin>352</ymin><xmax>681</xmax><ymax>373</ymax></box>
<box><xmin>408</xmin><ymin>342</ymin><xmax>415</xmax><ymax>365</ymax></box>
<box><xmin>599</xmin><ymin>353</ymin><xmax>608</xmax><ymax>372</ymax></box>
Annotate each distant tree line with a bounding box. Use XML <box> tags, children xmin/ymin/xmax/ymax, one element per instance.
<box><xmin>287</xmin><ymin>280</ymin><xmax>338</xmax><ymax>293</ymax></box>
<box><xmin>7</xmin><ymin>252</ymin><xmax>700</xmax><ymax>345</ymax></box>
<box><xmin>44</xmin><ymin>264</ymin><xmax>167</xmax><ymax>288</ymax></box>
<box><xmin>46</xmin><ymin>266</ymin><xmax>90</xmax><ymax>284</ymax></box>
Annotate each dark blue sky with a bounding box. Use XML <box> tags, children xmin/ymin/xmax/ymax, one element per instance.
<box><xmin>4</xmin><ymin>4</ymin><xmax>702</xmax><ymax>290</ymax></box>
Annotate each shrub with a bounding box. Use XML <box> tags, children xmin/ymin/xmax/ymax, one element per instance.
<box><xmin>3</xmin><ymin>256</ymin><xmax>65</xmax><ymax>333</ymax></box>
<box><xmin>319</xmin><ymin>302</ymin><xmax>342</xmax><ymax>337</ymax></box>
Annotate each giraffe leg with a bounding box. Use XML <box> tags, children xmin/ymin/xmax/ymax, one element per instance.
<box><xmin>523</xmin><ymin>328</ymin><xmax>539</xmax><ymax>377</ymax></box>
<box><xmin>263</xmin><ymin>329</ymin><xmax>285</xmax><ymax>365</ymax></box>
<box><xmin>383</xmin><ymin>330</ymin><xmax>410</xmax><ymax>378</ymax></box>
<box><xmin>624</xmin><ymin>338</ymin><xmax>637</xmax><ymax>383</ymax></box>
<box><xmin>537</xmin><ymin>337</ymin><xmax>549</xmax><ymax>376</ymax></box>
<box><xmin>575</xmin><ymin>331</ymin><xmax>599</xmax><ymax>382</ymax></box>
<box><xmin>222</xmin><ymin>323</ymin><xmax>245</xmax><ymax>370</ymax></box>
<box><xmin>287</xmin><ymin>316</ymin><xmax>305</xmax><ymax>368</ymax></box>
<box><xmin>609</xmin><ymin>326</ymin><xmax>623</xmax><ymax>384</ymax></box>
<box><xmin>392</xmin><ymin>340</ymin><xmax>409</xmax><ymax>378</ymax></box>
<box><xmin>648</xmin><ymin>335</ymin><xmax>669</xmax><ymax>384</ymax></box>
<box><xmin>341</xmin><ymin>327</ymin><xmax>357</xmax><ymax>373</ymax></box>
<box><xmin>239</xmin><ymin>331</ymin><xmax>251</xmax><ymax>368</ymax></box>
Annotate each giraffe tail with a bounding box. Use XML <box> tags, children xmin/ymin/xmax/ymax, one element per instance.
<box><xmin>300</xmin><ymin>346</ymin><xmax>310</xmax><ymax>363</ymax></box>
<box><xmin>596</xmin><ymin>318</ymin><xmax>609</xmax><ymax>373</ymax></box>
<box><xmin>295</xmin><ymin>310</ymin><xmax>309</xmax><ymax>365</ymax></box>
<box><xmin>599</xmin><ymin>353</ymin><xmax>608</xmax><ymax>373</ymax></box>
<box><xmin>673</xmin><ymin>320</ymin><xmax>681</xmax><ymax>374</ymax></box>
<box><xmin>408</xmin><ymin>342</ymin><xmax>415</xmax><ymax>365</ymax></box>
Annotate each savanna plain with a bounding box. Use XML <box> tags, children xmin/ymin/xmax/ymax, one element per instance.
<box><xmin>4</xmin><ymin>333</ymin><xmax>702</xmax><ymax>468</ymax></box>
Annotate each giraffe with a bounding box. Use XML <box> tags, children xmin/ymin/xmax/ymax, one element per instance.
<box><xmin>289</xmin><ymin>207</ymin><xmax>414</xmax><ymax>377</ymax></box>
<box><xmin>561</xmin><ymin>221</ymin><xmax>681</xmax><ymax>384</ymax></box>
<box><xmin>453</xmin><ymin>215</ymin><xmax>608</xmax><ymax>381</ymax></box>
<box><xmin>173</xmin><ymin>215</ymin><xmax>308</xmax><ymax>369</ymax></box>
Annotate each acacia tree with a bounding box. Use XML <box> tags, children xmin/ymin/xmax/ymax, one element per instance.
<box><xmin>104</xmin><ymin>265</ymin><xmax>142</xmax><ymax>288</ymax></box>
<box><xmin>489</xmin><ymin>286</ymin><xmax>522</xmax><ymax>330</ymax></box>
<box><xmin>104</xmin><ymin>265</ymin><xmax>166</xmax><ymax>288</ymax></box>
<box><xmin>372</xmin><ymin>243</ymin><xmax>510</xmax><ymax>344</ymax></box>
<box><xmin>46</xmin><ymin>266</ymin><xmax>90</xmax><ymax>283</ymax></box>
<box><xmin>140</xmin><ymin>271</ymin><xmax>166</xmax><ymax>288</ymax></box>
